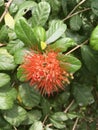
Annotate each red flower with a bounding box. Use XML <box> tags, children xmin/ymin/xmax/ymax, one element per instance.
<box><xmin>21</xmin><ymin>51</ymin><xmax>71</xmax><ymax>96</ymax></box>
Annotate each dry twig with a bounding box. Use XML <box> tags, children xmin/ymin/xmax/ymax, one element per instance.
<box><xmin>72</xmin><ymin>117</ymin><xmax>79</xmax><ymax>130</ymax></box>
<box><xmin>65</xmin><ymin>39</ymin><xmax>89</xmax><ymax>55</ymax></box>
<box><xmin>64</xmin><ymin>100</ymin><xmax>74</xmax><ymax>113</ymax></box>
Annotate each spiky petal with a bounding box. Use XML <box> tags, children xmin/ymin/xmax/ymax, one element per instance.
<box><xmin>21</xmin><ymin>51</ymin><xmax>70</xmax><ymax>96</ymax></box>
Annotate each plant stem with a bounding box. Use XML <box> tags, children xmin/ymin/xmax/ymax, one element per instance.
<box><xmin>64</xmin><ymin>100</ymin><xmax>74</xmax><ymax>113</ymax></box>
<box><xmin>63</xmin><ymin>0</ymin><xmax>87</xmax><ymax>22</ymax></box>
<box><xmin>72</xmin><ymin>117</ymin><xmax>79</xmax><ymax>130</ymax></box>
<box><xmin>0</xmin><ymin>0</ymin><xmax>13</xmax><ymax>23</ymax></box>
<box><xmin>63</xmin><ymin>8</ymin><xmax>91</xmax><ymax>21</ymax></box>
<box><xmin>65</xmin><ymin>39</ymin><xmax>88</xmax><ymax>55</ymax></box>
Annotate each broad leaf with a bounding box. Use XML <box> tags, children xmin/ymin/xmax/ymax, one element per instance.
<box><xmin>81</xmin><ymin>45</ymin><xmax>98</xmax><ymax>74</ymax></box>
<box><xmin>22</xmin><ymin>110</ymin><xmax>42</xmax><ymax>125</ymax></box>
<box><xmin>0</xmin><ymin>48</ymin><xmax>16</xmax><ymax>70</ymax></box>
<box><xmin>50</xmin><ymin>118</ymin><xmax>66</xmax><ymax>129</ymax></box>
<box><xmin>0</xmin><ymin>116</ymin><xmax>12</xmax><ymax>130</ymax></box>
<box><xmin>51</xmin><ymin>112</ymin><xmax>68</xmax><ymax>122</ymax></box>
<box><xmin>4</xmin><ymin>12</ymin><xmax>15</xmax><ymax>29</ymax></box>
<box><xmin>70</xmin><ymin>15</ymin><xmax>82</xmax><ymax>31</ymax></box>
<box><xmin>48</xmin><ymin>37</ymin><xmax>76</xmax><ymax>52</ymax></box>
<box><xmin>0</xmin><ymin>0</ymin><xmax>4</xmax><ymax>6</ymax></box>
<box><xmin>15</xmin><ymin>17</ymin><xmax>36</xmax><ymax>47</ymax></box>
<box><xmin>91</xmin><ymin>0</ymin><xmax>98</xmax><ymax>16</ymax></box>
<box><xmin>29</xmin><ymin>121</ymin><xmax>43</xmax><ymax>130</ymax></box>
<box><xmin>32</xmin><ymin>2</ymin><xmax>50</xmax><ymax>27</ymax></box>
<box><xmin>19</xmin><ymin>83</ymin><xmax>41</xmax><ymax>108</ymax></box>
<box><xmin>90</xmin><ymin>25</ymin><xmax>98</xmax><ymax>50</ymax></box>
<box><xmin>46</xmin><ymin>20</ymin><xmax>67</xmax><ymax>44</ymax></box>
<box><xmin>0</xmin><ymin>25</ymin><xmax>8</xmax><ymax>42</ymax></box>
<box><xmin>57</xmin><ymin>54</ymin><xmax>81</xmax><ymax>73</ymax></box>
<box><xmin>72</xmin><ymin>83</ymin><xmax>94</xmax><ymax>106</ymax></box>
<box><xmin>17</xmin><ymin>66</ymin><xmax>27</xmax><ymax>82</ymax></box>
<box><xmin>14</xmin><ymin>48</ymin><xmax>29</xmax><ymax>64</ymax></box>
<box><xmin>0</xmin><ymin>73</ymin><xmax>10</xmax><ymax>87</ymax></box>
<box><xmin>15</xmin><ymin>1</ymin><xmax>37</xmax><ymax>21</ymax></box>
<box><xmin>7</xmin><ymin>39</ymin><xmax>24</xmax><ymax>55</ymax></box>
<box><xmin>0</xmin><ymin>87</ymin><xmax>17</xmax><ymax>110</ymax></box>
<box><xmin>3</xmin><ymin>105</ymin><xmax>27</xmax><ymax>127</ymax></box>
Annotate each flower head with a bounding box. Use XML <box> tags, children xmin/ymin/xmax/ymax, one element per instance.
<box><xmin>21</xmin><ymin>51</ymin><xmax>71</xmax><ymax>96</ymax></box>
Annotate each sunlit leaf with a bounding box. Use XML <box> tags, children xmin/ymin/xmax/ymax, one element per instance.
<box><xmin>0</xmin><ymin>48</ymin><xmax>16</xmax><ymax>70</ymax></box>
<box><xmin>0</xmin><ymin>87</ymin><xmax>17</xmax><ymax>110</ymax></box>
<box><xmin>29</xmin><ymin>121</ymin><xmax>43</xmax><ymax>130</ymax></box>
<box><xmin>90</xmin><ymin>25</ymin><xmax>98</xmax><ymax>50</ymax></box>
<box><xmin>57</xmin><ymin>54</ymin><xmax>81</xmax><ymax>73</ymax></box>
<box><xmin>3</xmin><ymin>105</ymin><xmax>27</xmax><ymax>127</ymax></box>
<box><xmin>46</xmin><ymin>20</ymin><xmax>67</xmax><ymax>44</ymax></box>
<box><xmin>4</xmin><ymin>12</ymin><xmax>15</xmax><ymax>29</ymax></box>
<box><xmin>32</xmin><ymin>2</ymin><xmax>50</xmax><ymax>27</ymax></box>
<box><xmin>48</xmin><ymin>37</ymin><xmax>76</xmax><ymax>52</ymax></box>
<box><xmin>0</xmin><ymin>73</ymin><xmax>10</xmax><ymax>87</ymax></box>
<box><xmin>15</xmin><ymin>17</ymin><xmax>36</xmax><ymax>47</ymax></box>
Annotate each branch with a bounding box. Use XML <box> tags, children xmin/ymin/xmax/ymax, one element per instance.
<box><xmin>72</xmin><ymin>117</ymin><xmax>79</xmax><ymax>130</ymax></box>
<box><xmin>65</xmin><ymin>39</ymin><xmax>89</xmax><ymax>55</ymax></box>
<box><xmin>63</xmin><ymin>0</ymin><xmax>87</xmax><ymax>22</ymax></box>
<box><xmin>0</xmin><ymin>0</ymin><xmax>13</xmax><ymax>23</ymax></box>
<box><xmin>13</xmin><ymin>126</ymin><xmax>17</xmax><ymax>130</ymax></box>
<box><xmin>63</xmin><ymin>8</ymin><xmax>91</xmax><ymax>21</ymax></box>
<box><xmin>64</xmin><ymin>100</ymin><xmax>74</xmax><ymax>113</ymax></box>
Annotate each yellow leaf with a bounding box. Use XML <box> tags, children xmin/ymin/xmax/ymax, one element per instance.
<box><xmin>4</xmin><ymin>12</ymin><xmax>15</xmax><ymax>29</ymax></box>
<box><xmin>41</xmin><ymin>41</ymin><xmax>47</xmax><ymax>50</ymax></box>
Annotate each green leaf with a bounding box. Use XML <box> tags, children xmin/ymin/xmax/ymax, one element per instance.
<box><xmin>51</xmin><ymin>112</ymin><xmax>68</xmax><ymax>122</ymax></box>
<box><xmin>32</xmin><ymin>26</ymin><xmax>46</xmax><ymax>50</ymax></box>
<box><xmin>14</xmin><ymin>48</ymin><xmax>29</xmax><ymax>64</ymax></box>
<box><xmin>91</xmin><ymin>0</ymin><xmax>98</xmax><ymax>16</ymax></box>
<box><xmin>0</xmin><ymin>48</ymin><xmax>16</xmax><ymax>70</ymax></box>
<box><xmin>17</xmin><ymin>66</ymin><xmax>27</xmax><ymax>82</ymax></box>
<box><xmin>0</xmin><ymin>73</ymin><xmax>10</xmax><ymax>87</ymax></box>
<box><xmin>90</xmin><ymin>25</ymin><xmax>98</xmax><ymax>50</ymax></box>
<box><xmin>62</xmin><ymin>0</ymin><xmax>67</xmax><ymax>15</ymax></box>
<box><xmin>3</xmin><ymin>105</ymin><xmax>27</xmax><ymax>127</ymax></box>
<box><xmin>81</xmin><ymin>45</ymin><xmax>98</xmax><ymax>74</ymax></box>
<box><xmin>72</xmin><ymin>83</ymin><xmax>94</xmax><ymax>106</ymax></box>
<box><xmin>45</xmin><ymin>126</ymin><xmax>53</xmax><ymax>130</ymax></box>
<box><xmin>32</xmin><ymin>2</ymin><xmax>50</xmax><ymax>27</ymax></box>
<box><xmin>7</xmin><ymin>39</ymin><xmax>24</xmax><ymax>55</ymax></box>
<box><xmin>15</xmin><ymin>1</ymin><xmax>37</xmax><ymax>21</ymax></box>
<box><xmin>19</xmin><ymin>83</ymin><xmax>41</xmax><ymax>108</ymax></box>
<box><xmin>70</xmin><ymin>15</ymin><xmax>82</xmax><ymax>31</ymax></box>
<box><xmin>22</xmin><ymin>110</ymin><xmax>42</xmax><ymax>125</ymax></box>
<box><xmin>57</xmin><ymin>54</ymin><xmax>81</xmax><ymax>73</ymax></box>
<box><xmin>45</xmin><ymin>0</ymin><xmax>61</xmax><ymax>14</ymax></box>
<box><xmin>29</xmin><ymin>121</ymin><xmax>43</xmax><ymax>130</ymax></box>
<box><xmin>41</xmin><ymin>98</ymin><xmax>51</xmax><ymax>116</ymax></box>
<box><xmin>0</xmin><ymin>25</ymin><xmax>8</xmax><ymax>42</ymax></box>
<box><xmin>48</xmin><ymin>37</ymin><xmax>76</xmax><ymax>52</ymax></box>
<box><xmin>0</xmin><ymin>0</ymin><xmax>4</xmax><ymax>7</ymax></box>
<box><xmin>15</xmin><ymin>17</ymin><xmax>36</xmax><ymax>47</ymax></box>
<box><xmin>50</xmin><ymin>118</ymin><xmax>66</xmax><ymax>129</ymax></box>
<box><xmin>67</xmin><ymin>112</ymin><xmax>80</xmax><ymax>119</ymax></box>
<box><xmin>46</xmin><ymin>20</ymin><xmax>67</xmax><ymax>44</ymax></box>
<box><xmin>0</xmin><ymin>87</ymin><xmax>17</xmax><ymax>110</ymax></box>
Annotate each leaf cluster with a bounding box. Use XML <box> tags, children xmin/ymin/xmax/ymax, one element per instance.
<box><xmin>0</xmin><ymin>0</ymin><xmax>98</xmax><ymax>130</ymax></box>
